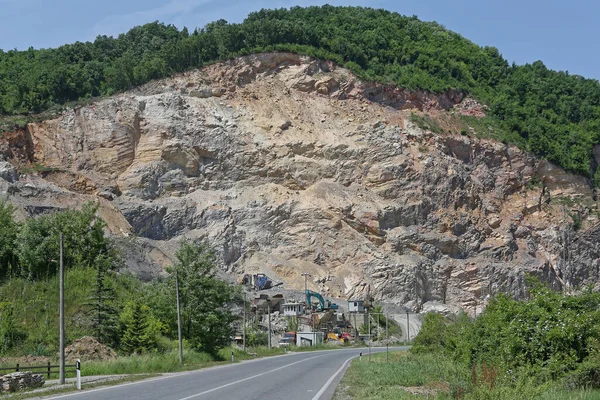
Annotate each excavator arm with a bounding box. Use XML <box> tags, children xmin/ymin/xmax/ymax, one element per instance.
<box><xmin>305</xmin><ymin>290</ymin><xmax>326</xmax><ymax>310</ymax></box>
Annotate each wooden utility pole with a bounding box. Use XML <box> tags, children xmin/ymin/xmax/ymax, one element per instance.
<box><xmin>59</xmin><ymin>233</ymin><xmax>65</xmax><ymax>385</ymax></box>
<box><xmin>176</xmin><ymin>270</ymin><xmax>183</xmax><ymax>366</ymax></box>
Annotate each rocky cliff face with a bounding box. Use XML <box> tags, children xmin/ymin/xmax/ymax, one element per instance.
<box><xmin>2</xmin><ymin>53</ymin><xmax>599</xmax><ymax>312</ymax></box>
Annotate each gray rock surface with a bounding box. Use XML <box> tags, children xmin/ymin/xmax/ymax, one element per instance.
<box><xmin>0</xmin><ymin>161</ymin><xmax>18</xmax><ymax>183</ymax></box>
<box><xmin>1</xmin><ymin>53</ymin><xmax>599</xmax><ymax>314</ymax></box>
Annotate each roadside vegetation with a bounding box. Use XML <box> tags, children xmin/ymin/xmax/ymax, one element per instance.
<box><xmin>337</xmin><ymin>278</ymin><xmax>600</xmax><ymax>399</ymax></box>
<box><xmin>1</xmin><ymin>6</ymin><xmax>600</xmax><ymax>178</ymax></box>
<box><xmin>0</xmin><ymin>199</ymin><xmax>243</xmax><ymax>364</ymax></box>
<box><xmin>0</xmin><ymin>198</ymin><xmax>365</xmax><ymax>379</ymax></box>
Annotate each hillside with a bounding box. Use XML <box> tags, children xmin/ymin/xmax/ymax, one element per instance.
<box><xmin>1</xmin><ymin>52</ymin><xmax>599</xmax><ymax>314</ymax></box>
<box><xmin>0</xmin><ymin>6</ymin><xmax>599</xmax><ymax>177</ymax></box>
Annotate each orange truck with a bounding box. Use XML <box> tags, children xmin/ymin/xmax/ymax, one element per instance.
<box><xmin>279</xmin><ymin>332</ymin><xmax>296</xmax><ymax>347</ymax></box>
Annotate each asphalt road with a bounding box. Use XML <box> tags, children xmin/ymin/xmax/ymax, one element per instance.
<box><xmin>43</xmin><ymin>347</ymin><xmax>408</xmax><ymax>400</ymax></box>
<box><xmin>390</xmin><ymin>313</ymin><xmax>422</xmax><ymax>341</ymax></box>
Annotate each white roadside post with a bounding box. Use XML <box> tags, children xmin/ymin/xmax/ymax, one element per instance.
<box><xmin>76</xmin><ymin>359</ymin><xmax>81</xmax><ymax>390</ymax></box>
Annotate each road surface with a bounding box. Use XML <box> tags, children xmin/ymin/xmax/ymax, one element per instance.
<box><xmin>43</xmin><ymin>347</ymin><xmax>408</xmax><ymax>400</ymax></box>
<box><xmin>390</xmin><ymin>313</ymin><xmax>422</xmax><ymax>341</ymax></box>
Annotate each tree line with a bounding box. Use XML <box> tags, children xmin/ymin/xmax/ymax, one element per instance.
<box><xmin>0</xmin><ymin>200</ymin><xmax>239</xmax><ymax>357</ymax></box>
<box><xmin>1</xmin><ymin>6</ymin><xmax>600</xmax><ymax>178</ymax></box>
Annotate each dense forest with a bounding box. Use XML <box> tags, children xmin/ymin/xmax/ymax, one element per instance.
<box><xmin>1</xmin><ymin>6</ymin><xmax>600</xmax><ymax>177</ymax></box>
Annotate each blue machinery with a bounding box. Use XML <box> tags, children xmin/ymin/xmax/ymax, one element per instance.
<box><xmin>305</xmin><ymin>290</ymin><xmax>338</xmax><ymax>311</ymax></box>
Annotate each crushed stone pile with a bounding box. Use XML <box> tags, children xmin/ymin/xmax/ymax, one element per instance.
<box><xmin>65</xmin><ymin>336</ymin><xmax>117</xmax><ymax>362</ymax></box>
<box><xmin>1</xmin><ymin>371</ymin><xmax>44</xmax><ymax>392</ymax></box>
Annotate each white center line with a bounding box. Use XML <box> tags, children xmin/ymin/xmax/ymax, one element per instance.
<box><xmin>311</xmin><ymin>355</ymin><xmax>356</xmax><ymax>400</ymax></box>
<box><xmin>177</xmin><ymin>354</ymin><xmax>324</xmax><ymax>400</ymax></box>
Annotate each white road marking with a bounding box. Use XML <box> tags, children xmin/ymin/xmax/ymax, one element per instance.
<box><xmin>45</xmin><ymin>374</ymin><xmax>183</xmax><ymax>399</ymax></box>
<box><xmin>311</xmin><ymin>355</ymin><xmax>356</xmax><ymax>400</ymax></box>
<box><xmin>43</xmin><ymin>351</ymin><xmax>302</xmax><ymax>399</ymax></box>
<box><xmin>177</xmin><ymin>354</ymin><xmax>324</xmax><ymax>400</ymax></box>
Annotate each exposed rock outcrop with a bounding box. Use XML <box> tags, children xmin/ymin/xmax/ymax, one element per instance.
<box><xmin>2</xmin><ymin>53</ymin><xmax>598</xmax><ymax>313</ymax></box>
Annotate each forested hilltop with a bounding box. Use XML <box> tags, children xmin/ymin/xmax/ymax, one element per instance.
<box><xmin>1</xmin><ymin>5</ymin><xmax>600</xmax><ymax>177</ymax></box>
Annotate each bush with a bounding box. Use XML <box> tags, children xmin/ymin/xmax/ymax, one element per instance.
<box><xmin>412</xmin><ymin>279</ymin><xmax>600</xmax><ymax>388</ymax></box>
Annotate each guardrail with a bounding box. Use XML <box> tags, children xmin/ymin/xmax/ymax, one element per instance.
<box><xmin>0</xmin><ymin>362</ymin><xmax>78</xmax><ymax>379</ymax></box>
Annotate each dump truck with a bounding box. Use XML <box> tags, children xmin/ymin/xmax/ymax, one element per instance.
<box><xmin>278</xmin><ymin>332</ymin><xmax>296</xmax><ymax>347</ymax></box>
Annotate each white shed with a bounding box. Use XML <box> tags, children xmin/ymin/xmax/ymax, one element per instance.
<box><xmin>296</xmin><ymin>332</ymin><xmax>324</xmax><ymax>346</ymax></box>
<box><xmin>348</xmin><ymin>300</ymin><xmax>365</xmax><ymax>313</ymax></box>
<box><xmin>282</xmin><ymin>302</ymin><xmax>305</xmax><ymax>317</ymax></box>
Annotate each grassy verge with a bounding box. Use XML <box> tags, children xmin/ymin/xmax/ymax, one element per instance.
<box><xmin>80</xmin><ymin>346</ymin><xmax>293</xmax><ymax>376</ymax></box>
<box><xmin>334</xmin><ymin>351</ymin><xmax>600</xmax><ymax>400</ymax></box>
<box><xmin>335</xmin><ymin>351</ymin><xmax>467</xmax><ymax>400</ymax></box>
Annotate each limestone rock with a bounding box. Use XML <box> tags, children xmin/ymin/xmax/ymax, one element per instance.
<box><xmin>0</xmin><ymin>162</ymin><xmax>18</xmax><ymax>183</ymax></box>
<box><xmin>1</xmin><ymin>52</ymin><xmax>599</xmax><ymax>315</ymax></box>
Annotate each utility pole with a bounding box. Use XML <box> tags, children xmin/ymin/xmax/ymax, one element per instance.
<box><xmin>301</xmin><ymin>272</ymin><xmax>311</xmax><ymax>293</ymax></box>
<box><xmin>312</xmin><ymin>312</ymin><xmax>316</xmax><ymax>346</ymax></box>
<box><xmin>385</xmin><ymin>314</ymin><xmax>388</xmax><ymax>340</ymax></box>
<box><xmin>267</xmin><ymin>300</ymin><xmax>272</xmax><ymax>349</ymax></box>
<box><xmin>175</xmin><ymin>270</ymin><xmax>183</xmax><ymax>366</ymax></box>
<box><xmin>243</xmin><ymin>292</ymin><xmax>246</xmax><ymax>352</ymax></box>
<box><xmin>367</xmin><ymin>308</ymin><xmax>371</xmax><ymax>343</ymax></box>
<box><xmin>406</xmin><ymin>311</ymin><xmax>410</xmax><ymax>343</ymax></box>
<box><xmin>59</xmin><ymin>233</ymin><xmax>65</xmax><ymax>385</ymax></box>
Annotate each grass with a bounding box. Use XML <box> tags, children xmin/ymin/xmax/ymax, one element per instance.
<box><xmin>82</xmin><ymin>350</ymin><xmax>217</xmax><ymax>375</ymax></box>
<box><xmin>0</xmin><ymin>345</ymin><xmax>336</xmax><ymax>378</ymax></box>
<box><xmin>334</xmin><ymin>351</ymin><xmax>600</xmax><ymax>400</ymax></box>
<box><xmin>335</xmin><ymin>351</ymin><xmax>468</xmax><ymax>400</ymax></box>
<box><xmin>410</xmin><ymin>113</ymin><xmax>444</xmax><ymax>134</ymax></box>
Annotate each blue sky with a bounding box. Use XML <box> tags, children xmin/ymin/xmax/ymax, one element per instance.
<box><xmin>0</xmin><ymin>0</ymin><xmax>598</xmax><ymax>80</ymax></box>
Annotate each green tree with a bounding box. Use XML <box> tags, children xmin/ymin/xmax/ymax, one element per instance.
<box><xmin>88</xmin><ymin>253</ymin><xmax>120</xmax><ymax>347</ymax></box>
<box><xmin>119</xmin><ymin>301</ymin><xmax>161</xmax><ymax>355</ymax></box>
<box><xmin>0</xmin><ymin>199</ymin><xmax>18</xmax><ymax>279</ymax></box>
<box><xmin>245</xmin><ymin>325</ymin><xmax>268</xmax><ymax>347</ymax></box>
<box><xmin>171</xmin><ymin>239</ymin><xmax>239</xmax><ymax>357</ymax></box>
<box><xmin>0</xmin><ymin>301</ymin><xmax>26</xmax><ymax>353</ymax></box>
<box><xmin>15</xmin><ymin>202</ymin><xmax>114</xmax><ymax>280</ymax></box>
<box><xmin>286</xmin><ymin>316</ymin><xmax>299</xmax><ymax>332</ymax></box>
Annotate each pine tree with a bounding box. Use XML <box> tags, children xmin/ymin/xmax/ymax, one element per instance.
<box><xmin>119</xmin><ymin>301</ymin><xmax>159</xmax><ymax>355</ymax></box>
<box><xmin>120</xmin><ymin>302</ymin><xmax>148</xmax><ymax>355</ymax></box>
<box><xmin>88</xmin><ymin>254</ymin><xmax>119</xmax><ymax>347</ymax></box>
